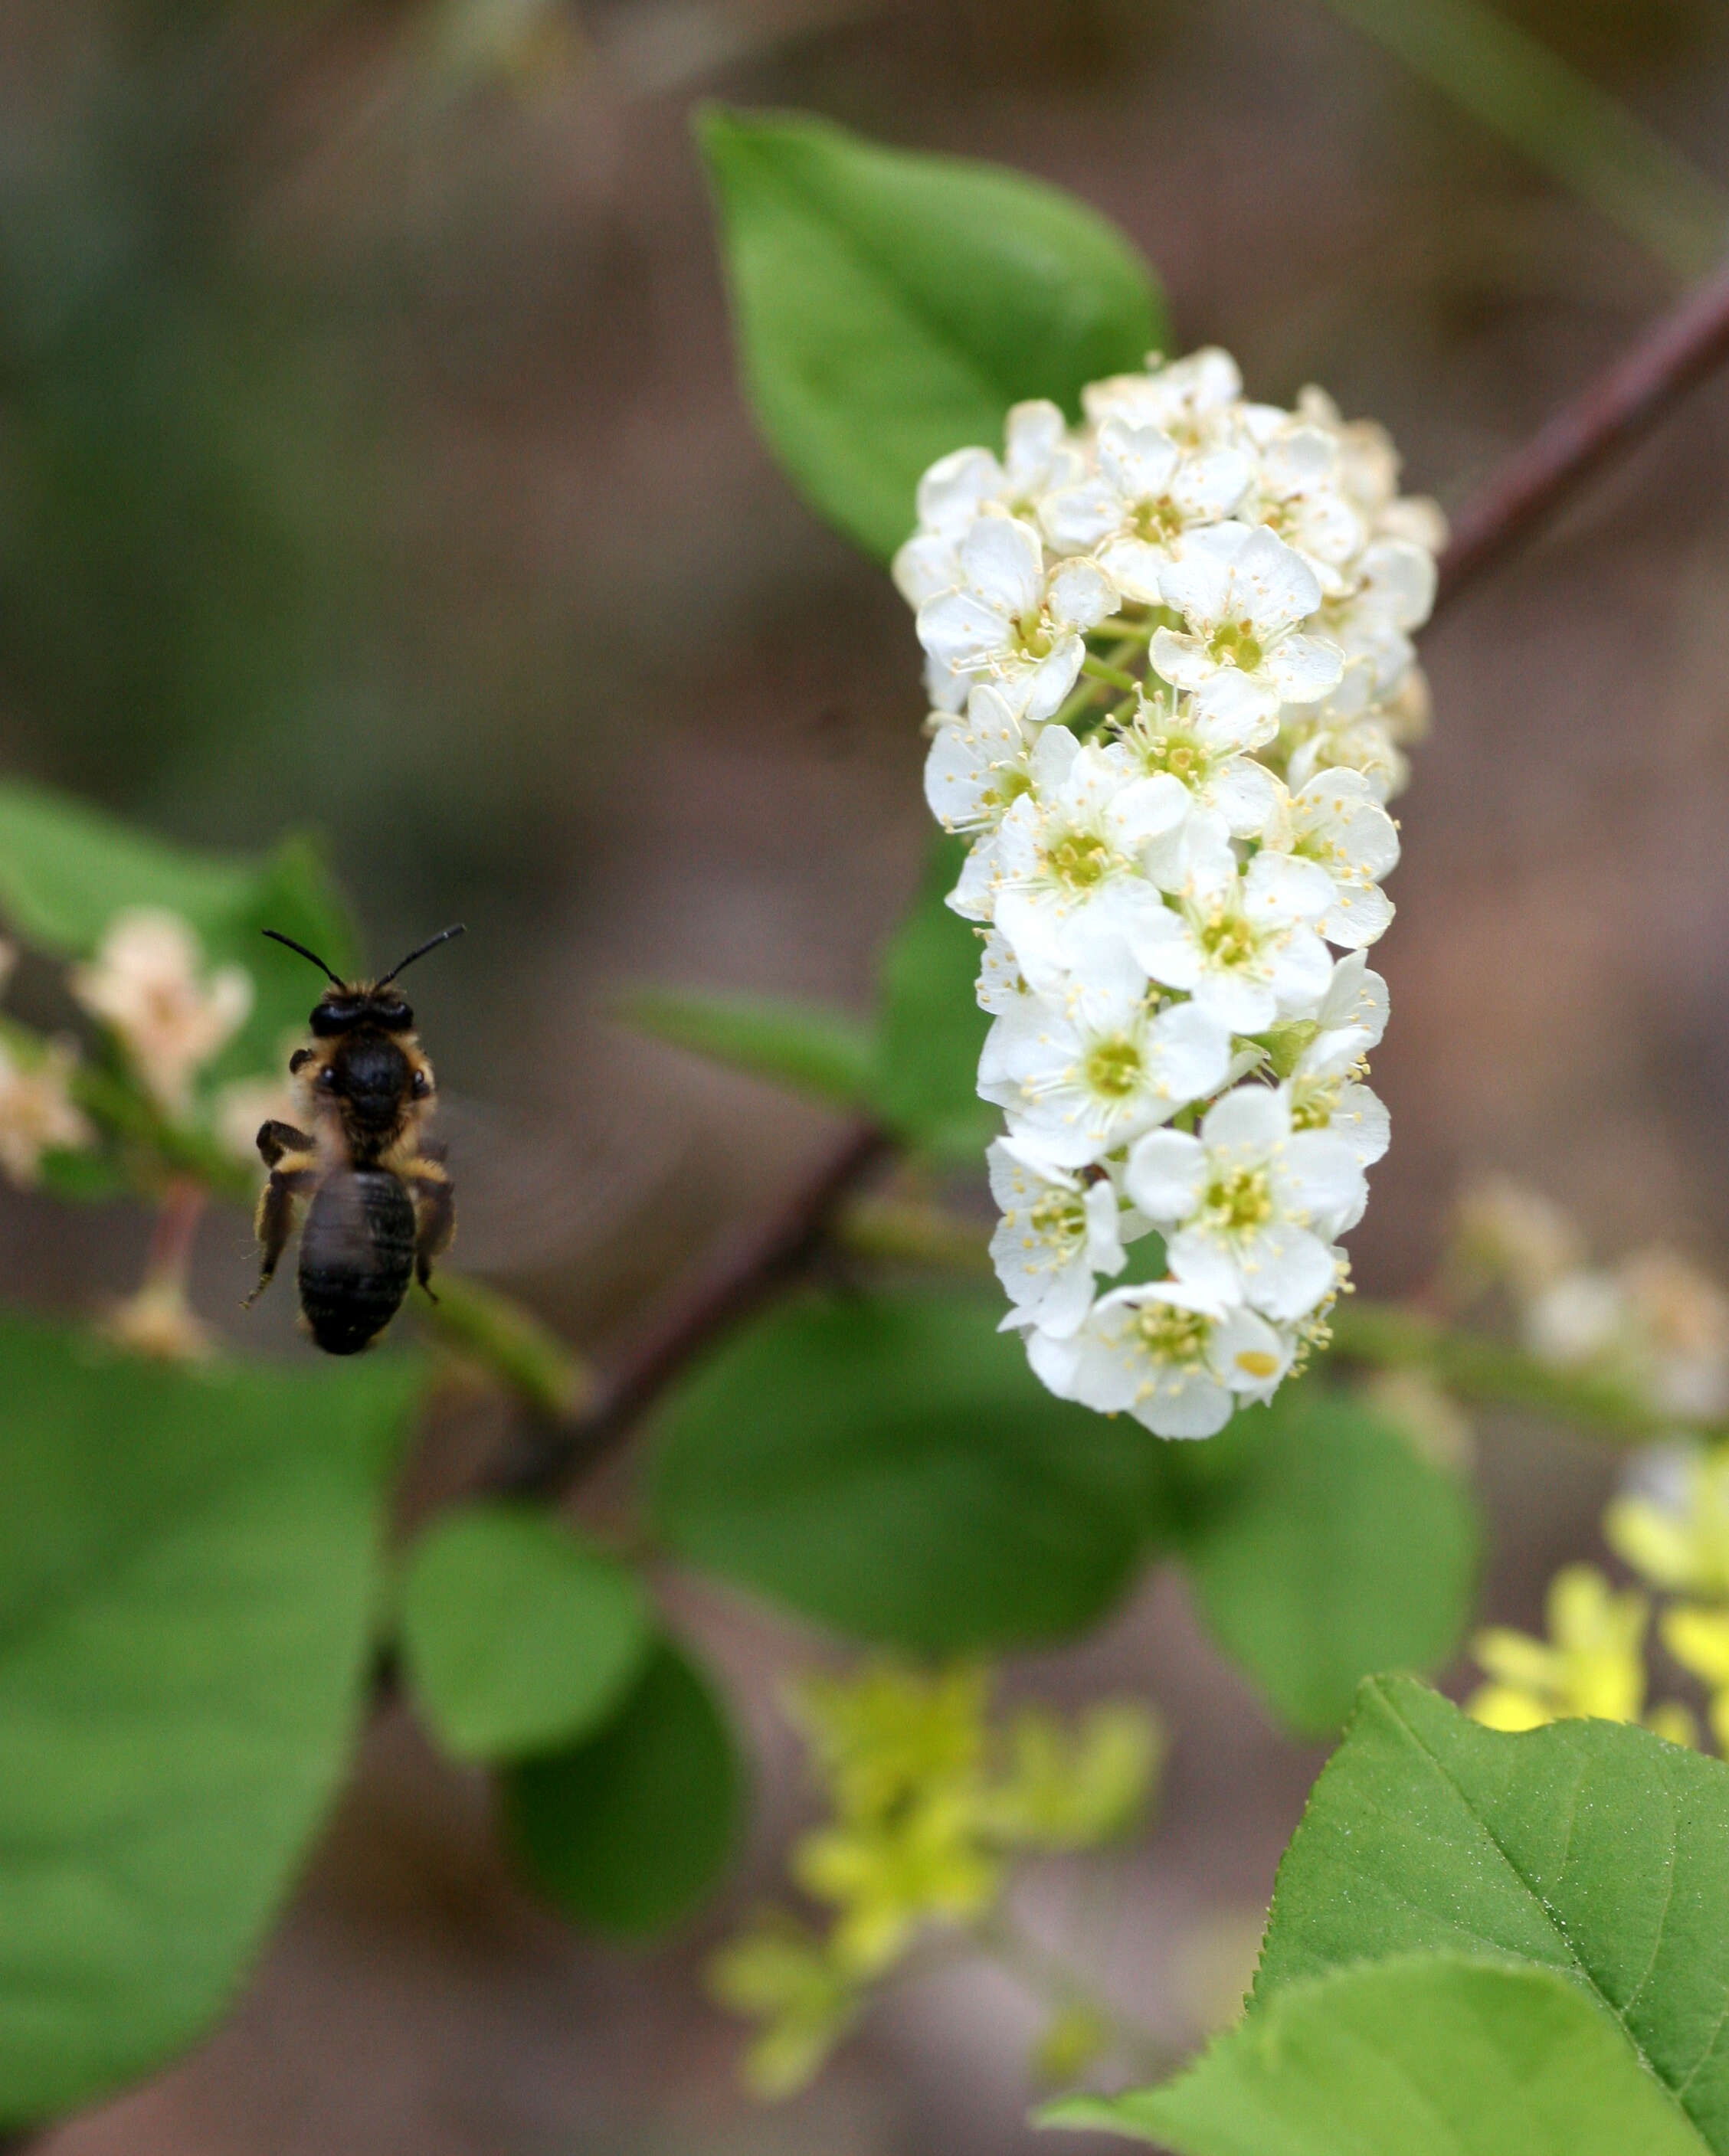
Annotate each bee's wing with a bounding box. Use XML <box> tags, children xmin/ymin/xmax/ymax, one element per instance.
<box><xmin>428</xmin><ymin>1081</ymin><xmax>682</xmax><ymax>1276</ymax></box>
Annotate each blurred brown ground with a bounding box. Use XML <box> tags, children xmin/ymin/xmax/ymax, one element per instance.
<box><xmin>5</xmin><ymin>0</ymin><xmax>1729</xmax><ymax>2146</ymax></box>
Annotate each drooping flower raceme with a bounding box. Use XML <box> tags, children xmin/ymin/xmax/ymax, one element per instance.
<box><xmin>902</xmin><ymin>347</ymin><xmax>1442</xmax><ymax>1438</ymax></box>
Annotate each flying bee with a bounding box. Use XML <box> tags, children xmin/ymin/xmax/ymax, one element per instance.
<box><xmin>244</xmin><ymin>924</ymin><xmax>465</xmax><ymax>1355</ymax></box>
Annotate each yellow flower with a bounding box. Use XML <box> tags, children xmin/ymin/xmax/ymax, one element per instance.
<box><xmin>1468</xmin><ymin>1565</ymin><xmax>1649</xmax><ymax>1730</ymax></box>
<box><xmin>794</xmin><ymin>1788</ymin><xmax>1003</xmax><ymax>1976</ymax></box>
<box><xmin>1662</xmin><ymin>1605</ymin><xmax>1729</xmax><ymax>1752</ymax></box>
<box><xmin>983</xmin><ymin>1701</ymin><xmax>1163</xmax><ymax>1850</ymax></box>
<box><xmin>1606</xmin><ymin>1450</ymin><xmax>1729</xmax><ymax>1601</ymax></box>
<box><xmin>707</xmin><ymin>1916</ymin><xmax>861</xmax><ymax>2099</ymax></box>
<box><xmin>788</xmin><ymin>1661</ymin><xmax>988</xmax><ymax>1824</ymax></box>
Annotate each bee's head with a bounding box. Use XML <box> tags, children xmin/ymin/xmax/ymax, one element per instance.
<box><xmin>308</xmin><ymin>990</ymin><xmax>414</xmax><ymax>1038</ymax></box>
<box><xmin>264</xmin><ymin>926</ymin><xmax>463</xmax><ymax>1041</ymax></box>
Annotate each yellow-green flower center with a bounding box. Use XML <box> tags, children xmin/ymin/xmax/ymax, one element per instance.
<box><xmin>1205</xmin><ymin>1166</ymin><xmax>1273</xmax><ymax>1232</ymax></box>
<box><xmin>1085</xmin><ymin>1037</ymin><xmax>1142</xmax><ymax>1098</ymax></box>
<box><xmin>1047</xmin><ymin>831</ymin><xmax>1113</xmax><ymax>890</ymax></box>
<box><xmin>1132</xmin><ymin>1303</ymin><xmax>1210</xmax><ymax>1365</ymax></box>
<box><xmin>1199</xmin><ymin>908</ymin><xmax>1258</xmax><ymax>969</ymax></box>
<box><xmin>981</xmin><ymin>767</ymin><xmax>1033</xmax><ymax>817</ymax></box>
<box><xmin>1016</xmin><ymin>609</ymin><xmax>1053</xmax><ymax>659</ymax></box>
<box><xmin>1209</xmin><ymin>618</ymin><xmax>1264</xmax><ymax>672</ymax></box>
<box><xmin>1132</xmin><ymin>495</ymin><xmax>1182</xmax><ymax>545</ymax></box>
<box><xmin>1138</xmin><ymin>728</ymin><xmax>1206</xmax><ymax>785</ymax></box>
<box><xmin>1029</xmin><ymin>1188</ymin><xmax>1082</xmax><ymax>1243</ymax></box>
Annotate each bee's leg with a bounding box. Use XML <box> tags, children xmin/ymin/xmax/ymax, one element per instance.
<box><xmin>245</xmin><ymin>1152</ymin><xmax>316</xmax><ymax>1307</ymax></box>
<box><xmin>406</xmin><ymin>1153</ymin><xmax>455</xmax><ymax>1300</ymax></box>
<box><xmin>257</xmin><ymin>1119</ymin><xmax>316</xmax><ymax>1168</ymax></box>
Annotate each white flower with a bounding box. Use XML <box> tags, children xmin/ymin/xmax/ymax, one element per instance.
<box><xmin>976</xmin><ymin>929</ymin><xmax>1033</xmax><ymax>1017</ymax></box>
<box><xmin>1125</xmin><ymin>1082</ymin><xmax>1364</xmax><ymax>1320</ymax></box>
<box><xmin>1317</xmin><ymin>538</ymin><xmax>1436</xmax><ymax>695</ymax></box>
<box><xmin>0</xmin><ymin>1035</ymin><xmax>92</xmax><ymax>1186</ymax></box>
<box><xmin>1027</xmin><ymin>1278</ymin><xmax>1294</xmax><ymax>1438</ymax></box>
<box><xmin>1041</xmin><ymin>419</ymin><xmax>1250</xmax><ymax>600</ymax></box>
<box><xmin>1154</xmin><ymin>525</ymin><xmax>1344</xmax><ymax>725</ymax></box>
<box><xmin>213</xmin><ymin>1070</ymin><xmax>298</xmax><ymax>1166</ymax></box>
<box><xmin>971</xmin><ymin>735</ymin><xmax>1190</xmax><ymax>983</ymax></box>
<box><xmin>923</xmin><ymin>680</ymin><xmax>1043</xmax><ymax>862</ymax></box>
<box><xmin>984</xmin><ymin>949</ymin><xmax>1232</xmax><ymax>1169</ymax></box>
<box><xmin>1082</xmin><ymin>348</ymin><xmax>1244</xmax><ymax>449</ymax></box>
<box><xmin>1115</xmin><ymin>677</ymin><xmax>1282</xmax><ymax>839</ymax></box>
<box><xmin>917</xmin><ymin>514</ymin><xmax>1117</xmax><ymax>720</ymax></box>
<box><xmin>893</xmin><ymin>401</ymin><xmax>1085</xmax><ymax>607</ymax></box>
<box><xmin>1281</xmin><ymin>767</ymin><xmax>1400</xmax><ymax>948</ymax></box>
<box><xmin>1128</xmin><ymin>849</ymin><xmax>1334</xmax><ymax>1034</ymax></box>
<box><xmin>1245</xmin><ymin>426</ymin><xmax>1365</xmax><ymax>594</ymax></box>
<box><xmin>1285</xmin><ymin>952</ymin><xmax>1391</xmax><ymax>1168</ymax></box>
<box><xmin>1282</xmin><ymin>660</ymin><xmax>1406</xmax><ymax>801</ymax></box>
<box><xmin>70</xmin><ymin>908</ymin><xmax>253</xmax><ymax>1120</ymax></box>
<box><xmin>987</xmin><ymin>1136</ymin><xmax>1128</xmax><ymax>1336</ymax></box>
<box><xmin>1295</xmin><ymin>385</ymin><xmax>1449</xmax><ymax>555</ymax></box>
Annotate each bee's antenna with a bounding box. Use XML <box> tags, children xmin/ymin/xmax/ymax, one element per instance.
<box><xmin>262</xmin><ymin>928</ymin><xmax>345</xmax><ymax>986</ymax></box>
<box><xmin>377</xmin><ymin>923</ymin><xmax>466</xmax><ymax>986</ymax></box>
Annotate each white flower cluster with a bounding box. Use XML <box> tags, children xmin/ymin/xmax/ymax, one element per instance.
<box><xmin>896</xmin><ymin>348</ymin><xmax>1442</xmax><ymax>1438</ymax></box>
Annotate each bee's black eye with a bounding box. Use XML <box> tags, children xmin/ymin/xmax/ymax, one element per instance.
<box><xmin>411</xmin><ymin>1069</ymin><xmax>431</xmax><ymax>1098</ymax></box>
<box><xmin>316</xmin><ymin>1065</ymin><xmax>337</xmax><ymax>1089</ymax></box>
<box><xmin>376</xmin><ymin>999</ymin><xmax>413</xmax><ymax>1031</ymax></box>
<box><xmin>289</xmin><ymin>1049</ymin><xmax>312</xmax><ymax>1074</ymax></box>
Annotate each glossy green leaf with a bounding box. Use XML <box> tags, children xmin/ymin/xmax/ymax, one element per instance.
<box><xmin>0</xmin><ymin>1310</ymin><xmax>421</xmax><ymax>2126</ymax></box>
<box><xmin>505</xmin><ymin>1638</ymin><xmax>742</xmax><ymax>1938</ymax></box>
<box><xmin>873</xmin><ymin>833</ymin><xmax>994</xmax><ymax>1163</ymax></box>
<box><xmin>621</xmin><ymin>986</ymin><xmax>873</xmax><ymax>1111</ymax></box>
<box><xmin>1175</xmin><ymin>1388</ymin><xmax>1478</xmax><ymax>1736</ymax></box>
<box><xmin>652</xmin><ymin>1291</ymin><xmax>1162</xmax><ymax>1651</ymax></box>
<box><xmin>700</xmin><ymin>107</ymin><xmax>1167</xmax><ymax>559</ymax></box>
<box><xmin>400</xmin><ymin>1504</ymin><xmax>653</xmax><ymax>1763</ymax></box>
<box><xmin>1044</xmin><ymin>1954</ymin><xmax>1704</xmax><ymax>2154</ymax></box>
<box><xmin>1253</xmin><ymin>1676</ymin><xmax>1729</xmax><ymax>2150</ymax></box>
<box><xmin>0</xmin><ymin>777</ymin><xmax>356</xmax><ymax>1091</ymax></box>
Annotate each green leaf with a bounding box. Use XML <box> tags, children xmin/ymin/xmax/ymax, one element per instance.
<box><xmin>621</xmin><ymin>986</ymin><xmax>873</xmax><ymax>1111</ymax></box>
<box><xmin>505</xmin><ymin>1637</ymin><xmax>742</xmax><ymax>1939</ymax></box>
<box><xmin>1174</xmin><ymin>1387</ymin><xmax>1478</xmax><ymax>1736</ymax></box>
<box><xmin>1253</xmin><ymin>1676</ymin><xmax>1729</xmax><ymax>2151</ymax></box>
<box><xmin>0</xmin><ymin>1310</ymin><xmax>421</xmax><ymax>2126</ymax></box>
<box><xmin>872</xmin><ymin>833</ymin><xmax>994</xmax><ymax>1163</ymax></box>
<box><xmin>651</xmin><ymin>1290</ymin><xmax>1162</xmax><ymax>1652</ymax></box>
<box><xmin>400</xmin><ymin>1503</ymin><xmax>653</xmax><ymax>1763</ymax></box>
<box><xmin>699</xmin><ymin>107</ymin><xmax>1167</xmax><ymax>559</ymax></box>
<box><xmin>0</xmin><ymin>777</ymin><xmax>357</xmax><ymax>1092</ymax></box>
<box><xmin>1043</xmin><ymin>1954</ymin><xmax>1704</xmax><ymax>2154</ymax></box>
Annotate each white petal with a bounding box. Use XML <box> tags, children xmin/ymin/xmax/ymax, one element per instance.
<box><xmin>1175</xmin><ymin>446</ymin><xmax>1253</xmax><ymax>521</ymax></box>
<box><xmin>1003</xmin><ymin>400</ymin><xmax>1069</xmax><ymax>486</ymax></box>
<box><xmin>1109</xmin><ymin>771</ymin><xmax>1192</xmax><ymax>848</ymax></box>
<box><xmin>1023</xmin><ymin>636</ymin><xmax>1086</xmax><ymax>722</ymax></box>
<box><xmin>1126</xmin><ymin>905</ymin><xmax>1200</xmax><ymax>991</ymax></box>
<box><xmin>1237</xmin><ymin>1222</ymin><xmax>1336</xmax><ymax>1321</ymax></box>
<box><xmin>1146</xmin><ymin>998</ymin><xmax>1233</xmax><ymax>1102</ymax></box>
<box><xmin>1201</xmin><ymin>1081</ymin><xmax>1289</xmax><ymax>1155</ymax></box>
<box><xmin>1244</xmin><ymin>849</ymin><xmax>1334</xmax><ymax>924</ymax></box>
<box><xmin>1332</xmin><ymin>1080</ymin><xmax>1390</xmax><ymax>1166</ymax></box>
<box><xmin>1209</xmin><ymin>1307</ymin><xmax>1293</xmax><ymax>1396</ymax></box>
<box><xmin>916</xmin><ymin>446</ymin><xmax>1004</xmax><ymax>534</ymax></box>
<box><xmin>1233</xmin><ymin>526</ymin><xmax>1323</xmax><ymax>635</ymax></box>
<box><xmin>1099</xmin><ymin>419</ymin><xmax>1180</xmax><ymax>502</ymax></box>
<box><xmin>1265</xmin><ymin>633</ymin><xmax>1345</xmax><ymax>705</ymax></box>
<box><xmin>1321</xmin><ymin>882</ymin><xmax>1395</xmax><ymax>950</ymax></box>
<box><xmin>1046</xmin><ymin>558</ymin><xmax>1117</xmax><ymax>632</ymax></box>
<box><xmin>1194</xmin><ymin>968</ymin><xmax>1277</xmax><ymax>1035</ymax></box>
<box><xmin>1026</xmin><ymin>1323</ymin><xmax>1084</xmax><ymax>1399</ymax></box>
<box><xmin>919</xmin><ymin>588</ymin><xmax>1010</xmax><ymax>672</ymax></box>
<box><xmin>960</xmin><ymin>513</ymin><xmax>1045</xmax><ymax>614</ymax></box>
<box><xmin>1280</xmin><ymin>1127</ymin><xmax>1368</xmax><ymax>1233</ymax></box>
<box><xmin>1124</xmin><ymin>1128</ymin><xmax>1207</xmax><ymax>1219</ymax></box>
<box><xmin>1042</xmin><ymin>479</ymin><xmax>1120</xmax><ymax>555</ymax></box>
<box><xmin>1268</xmin><ymin>927</ymin><xmax>1336</xmax><ymax>1014</ymax></box>
<box><xmin>1096</xmin><ymin>535</ymin><xmax>1172</xmax><ymax>606</ymax></box>
<box><xmin>1164</xmin><ymin>1231</ymin><xmax>1242</xmax><ymax>1310</ymax></box>
<box><xmin>1207</xmin><ymin>757</ymin><xmax>1282</xmax><ymax>838</ymax></box>
<box><xmin>1149</xmin><ymin>628</ymin><xmax>1217</xmax><ymax>690</ymax></box>
<box><xmin>1190</xmin><ymin>668</ymin><xmax>1279</xmax><ymax>751</ymax></box>
<box><xmin>1138</xmin><ymin>1374</ymin><xmax>1235</xmax><ymax>1440</ymax></box>
<box><xmin>893</xmin><ymin>529</ymin><xmax>961</xmax><ymax>607</ymax></box>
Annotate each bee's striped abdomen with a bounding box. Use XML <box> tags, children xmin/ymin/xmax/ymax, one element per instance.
<box><xmin>297</xmin><ymin>1168</ymin><xmax>415</xmax><ymax>1356</ymax></box>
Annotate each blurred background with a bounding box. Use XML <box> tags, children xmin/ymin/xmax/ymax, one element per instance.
<box><xmin>5</xmin><ymin>0</ymin><xmax>1729</xmax><ymax>2147</ymax></box>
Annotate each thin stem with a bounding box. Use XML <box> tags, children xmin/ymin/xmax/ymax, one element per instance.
<box><xmin>142</xmin><ymin>1176</ymin><xmax>208</xmax><ymax>1296</ymax></box>
<box><xmin>972</xmin><ymin>1908</ymin><xmax>1178</xmax><ymax>2082</ymax></box>
<box><xmin>1082</xmin><ymin>656</ymin><xmax>1138</xmax><ymax>692</ymax></box>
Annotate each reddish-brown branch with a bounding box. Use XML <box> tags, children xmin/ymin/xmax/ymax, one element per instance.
<box><xmin>481</xmin><ymin>1120</ymin><xmax>892</xmax><ymax>1499</ymax></box>
<box><xmin>1436</xmin><ymin>254</ymin><xmax>1729</xmax><ymax>604</ymax></box>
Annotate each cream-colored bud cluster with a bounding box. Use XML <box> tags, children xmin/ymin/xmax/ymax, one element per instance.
<box><xmin>896</xmin><ymin>348</ymin><xmax>1442</xmax><ymax>1437</ymax></box>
